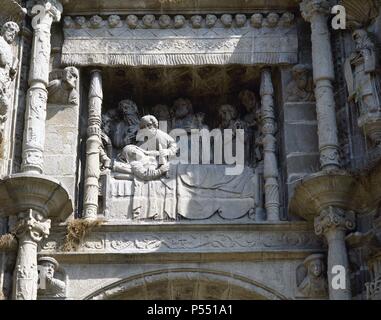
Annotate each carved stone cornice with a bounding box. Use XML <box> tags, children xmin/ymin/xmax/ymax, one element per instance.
<box><xmin>300</xmin><ymin>0</ymin><xmax>331</xmax><ymax>22</ymax></box>
<box><xmin>314</xmin><ymin>206</ymin><xmax>355</xmax><ymax>236</ymax></box>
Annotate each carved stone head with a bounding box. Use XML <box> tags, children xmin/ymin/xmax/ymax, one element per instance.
<box><xmin>174</xmin><ymin>15</ymin><xmax>186</xmax><ymax>28</ymax></box>
<box><xmin>205</xmin><ymin>14</ymin><xmax>218</xmax><ymax>28</ymax></box>
<box><xmin>108</xmin><ymin>15</ymin><xmax>121</xmax><ymax>28</ymax></box>
<box><xmin>89</xmin><ymin>15</ymin><xmax>103</xmax><ymax>28</ymax></box>
<box><xmin>239</xmin><ymin>90</ymin><xmax>259</xmax><ymax>112</ymax></box>
<box><xmin>174</xmin><ymin>98</ymin><xmax>193</xmax><ymax>118</ymax></box>
<box><xmin>38</xmin><ymin>256</ymin><xmax>59</xmax><ymax>278</ymax></box>
<box><xmin>63</xmin><ymin>16</ymin><xmax>75</xmax><ymax>28</ymax></box>
<box><xmin>152</xmin><ymin>104</ymin><xmax>171</xmax><ymax>120</ymax></box>
<box><xmin>250</xmin><ymin>13</ymin><xmax>263</xmax><ymax>28</ymax></box>
<box><xmin>235</xmin><ymin>14</ymin><xmax>247</xmax><ymax>27</ymax></box>
<box><xmin>221</xmin><ymin>14</ymin><xmax>233</xmax><ymax>27</ymax></box>
<box><xmin>304</xmin><ymin>254</ymin><xmax>325</xmax><ymax>278</ymax></box>
<box><xmin>1</xmin><ymin>21</ymin><xmax>19</xmax><ymax>44</ymax></box>
<box><xmin>159</xmin><ymin>15</ymin><xmax>171</xmax><ymax>28</ymax></box>
<box><xmin>279</xmin><ymin>12</ymin><xmax>294</xmax><ymax>27</ymax></box>
<box><xmin>140</xmin><ymin>114</ymin><xmax>159</xmax><ymax>137</ymax></box>
<box><xmin>142</xmin><ymin>14</ymin><xmax>155</xmax><ymax>28</ymax></box>
<box><xmin>264</xmin><ymin>13</ymin><xmax>279</xmax><ymax>28</ymax></box>
<box><xmin>75</xmin><ymin>16</ymin><xmax>87</xmax><ymax>28</ymax></box>
<box><xmin>219</xmin><ymin>104</ymin><xmax>238</xmax><ymax>123</ymax></box>
<box><xmin>119</xmin><ymin>99</ymin><xmax>139</xmax><ymax>117</ymax></box>
<box><xmin>191</xmin><ymin>15</ymin><xmax>203</xmax><ymax>28</ymax></box>
<box><xmin>126</xmin><ymin>15</ymin><xmax>139</xmax><ymax>29</ymax></box>
<box><xmin>291</xmin><ymin>64</ymin><xmax>311</xmax><ymax>89</ymax></box>
<box><xmin>62</xmin><ymin>66</ymin><xmax>78</xmax><ymax>90</ymax></box>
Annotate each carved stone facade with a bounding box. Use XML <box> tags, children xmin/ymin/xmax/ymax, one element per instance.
<box><xmin>0</xmin><ymin>0</ymin><xmax>381</xmax><ymax>300</ymax></box>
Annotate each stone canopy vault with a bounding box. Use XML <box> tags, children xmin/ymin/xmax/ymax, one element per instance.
<box><xmin>1</xmin><ymin>0</ymin><xmax>381</xmax><ymax>301</ymax></box>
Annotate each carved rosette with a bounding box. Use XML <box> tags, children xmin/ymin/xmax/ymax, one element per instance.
<box><xmin>260</xmin><ymin>68</ymin><xmax>280</xmax><ymax>221</ymax></box>
<box><xmin>12</xmin><ymin>210</ymin><xmax>51</xmax><ymax>300</ymax></box>
<box><xmin>21</xmin><ymin>0</ymin><xmax>62</xmax><ymax>174</ymax></box>
<box><xmin>83</xmin><ymin>70</ymin><xmax>103</xmax><ymax>219</ymax></box>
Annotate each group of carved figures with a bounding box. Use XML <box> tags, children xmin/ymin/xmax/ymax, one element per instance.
<box><xmin>100</xmin><ymin>91</ymin><xmax>264</xmax><ymax>172</ymax></box>
<box><xmin>63</xmin><ymin>12</ymin><xmax>295</xmax><ymax>30</ymax></box>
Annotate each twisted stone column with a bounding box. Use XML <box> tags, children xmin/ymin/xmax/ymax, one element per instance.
<box><xmin>83</xmin><ymin>70</ymin><xmax>103</xmax><ymax>219</ymax></box>
<box><xmin>314</xmin><ymin>207</ymin><xmax>355</xmax><ymax>299</ymax></box>
<box><xmin>260</xmin><ymin>68</ymin><xmax>280</xmax><ymax>221</ymax></box>
<box><xmin>300</xmin><ymin>0</ymin><xmax>341</xmax><ymax>170</ymax></box>
<box><xmin>21</xmin><ymin>0</ymin><xmax>62</xmax><ymax>173</ymax></box>
<box><xmin>12</xmin><ymin>210</ymin><xmax>50</xmax><ymax>300</ymax></box>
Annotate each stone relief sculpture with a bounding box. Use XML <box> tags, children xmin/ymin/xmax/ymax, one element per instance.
<box><xmin>126</xmin><ymin>15</ymin><xmax>139</xmax><ymax>29</ymax></box>
<box><xmin>159</xmin><ymin>15</ymin><xmax>171</xmax><ymax>29</ymax></box>
<box><xmin>235</xmin><ymin>14</ymin><xmax>247</xmax><ymax>28</ymax></box>
<box><xmin>191</xmin><ymin>15</ymin><xmax>203</xmax><ymax>29</ymax></box>
<box><xmin>286</xmin><ymin>64</ymin><xmax>315</xmax><ymax>102</ymax></box>
<box><xmin>345</xmin><ymin>29</ymin><xmax>381</xmax><ymax>146</ymax></box>
<box><xmin>296</xmin><ymin>254</ymin><xmax>328</xmax><ymax>298</ymax></box>
<box><xmin>221</xmin><ymin>14</ymin><xmax>233</xmax><ymax>28</ymax></box>
<box><xmin>205</xmin><ymin>14</ymin><xmax>218</xmax><ymax>28</ymax></box>
<box><xmin>0</xmin><ymin>21</ymin><xmax>19</xmax><ymax>143</ymax></box>
<box><xmin>172</xmin><ymin>98</ymin><xmax>196</xmax><ymax>132</ymax></box>
<box><xmin>263</xmin><ymin>13</ymin><xmax>279</xmax><ymax>28</ymax></box>
<box><xmin>173</xmin><ymin>15</ymin><xmax>186</xmax><ymax>29</ymax></box>
<box><xmin>112</xmin><ymin>99</ymin><xmax>140</xmax><ymax>149</ymax></box>
<box><xmin>47</xmin><ymin>66</ymin><xmax>79</xmax><ymax>105</ymax></box>
<box><xmin>250</xmin><ymin>14</ymin><xmax>263</xmax><ymax>28</ymax></box>
<box><xmin>279</xmin><ymin>12</ymin><xmax>295</xmax><ymax>28</ymax></box>
<box><xmin>37</xmin><ymin>257</ymin><xmax>66</xmax><ymax>299</ymax></box>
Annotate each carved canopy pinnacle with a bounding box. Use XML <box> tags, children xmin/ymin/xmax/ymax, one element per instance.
<box><xmin>314</xmin><ymin>206</ymin><xmax>355</xmax><ymax>236</ymax></box>
<box><xmin>300</xmin><ymin>0</ymin><xmax>331</xmax><ymax>22</ymax></box>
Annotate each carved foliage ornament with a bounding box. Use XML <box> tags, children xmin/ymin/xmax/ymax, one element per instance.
<box><xmin>314</xmin><ymin>207</ymin><xmax>355</xmax><ymax>236</ymax></box>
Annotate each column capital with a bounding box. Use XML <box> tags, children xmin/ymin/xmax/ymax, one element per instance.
<box><xmin>314</xmin><ymin>206</ymin><xmax>355</xmax><ymax>236</ymax></box>
<box><xmin>300</xmin><ymin>0</ymin><xmax>331</xmax><ymax>22</ymax></box>
<box><xmin>29</xmin><ymin>0</ymin><xmax>63</xmax><ymax>26</ymax></box>
<box><xmin>13</xmin><ymin>209</ymin><xmax>51</xmax><ymax>243</ymax></box>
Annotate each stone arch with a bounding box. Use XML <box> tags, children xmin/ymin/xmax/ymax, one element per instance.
<box><xmin>84</xmin><ymin>268</ymin><xmax>287</xmax><ymax>300</ymax></box>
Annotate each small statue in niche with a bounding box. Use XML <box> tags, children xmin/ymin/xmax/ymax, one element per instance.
<box><xmin>205</xmin><ymin>14</ymin><xmax>217</xmax><ymax>28</ymax></box>
<box><xmin>250</xmin><ymin>13</ymin><xmax>263</xmax><ymax>28</ymax></box>
<box><xmin>296</xmin><ymin>254</ymin><xmax>328</xmax><ymax>298</ymax></box>
<box><xmin>113</xmin><ymin>99</ymin><xmax>141</xmax><ymax>149</ymax></box>
<box><xmin>345</xmin><ymin>29</ymin><xmax>381</xmax><ymax>121</ymax></box>
<box><xmin>239</xmin><ymin>90</ymin><xmax>262</xmax><ymax>165</ymax></box>
<box><xmin>100</xmin><ymin>113</ymin><xmax>113</xmax><ymax>170</ymax></box>
<box><xmin>285</xmin><ymin>64</ymin><xmax>315</xmax><ymax>102</ymax></box>
<box><xmin>126</xmin><ymin>15</ymin><xmax>139</xmax><ymax>29</ymax></box>
<box><xmin>0</xmin><ymin>21</ymin><xmax>19</xmax><ymax>139</ymax></box>
<box><xmin>172</xmin><ymin>98</ymin><xmax>196</xmax><ymax>132</ymax></box>
<box><xmin>47</xmin><ymin>66</ymin><xmax>79</xmax><ymax>105</ymax></box>
<box><xmin>174</xmin><ymin>15</ymin><xmax>186</xmax><ymax>29</ymax></box>
<box><xmin>37</xmin><ymin>257</ymin><xmax>66</xmax><ymax>299</ymax></box>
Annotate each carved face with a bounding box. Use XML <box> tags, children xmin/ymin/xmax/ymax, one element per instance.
<box><xmin>75</xmin><ymin>16</ymin><xmax>87</xmax><ymax>27</ymax></box>
<box><xmin>90</xmin><ymin>15</ymin><xmax>103</xmax><ymax>28</ymax></box>
<box><xmin>250</xmin><ymin>14</ymin><xmax>263</xmax><ymax>28</ymax></box>
<box><xmin>108</xmin><ymin>15</ymin><xmax>121</xmax><ymax>28</ymax></box>
<box><xmin>308</xmin><ymin>260</ymin><xmax>323</xmax><ymax>278</ymax></box>
<box><xmin>2</xmin><ymin>23</ymin><xmax>19</xmax><ymax>44</ymax></box>
<box><xmin>63</xmin><ymin>16</ymin><xmax>75</xmax><ymax>28</ymax></box>
<box><xmin>41</xmin><ymin>262</ymin><xmax>55</xmax><ymax>278</ymax></box>
<box><xmin>221</xmin><ymin>14</ymin><xmax>233</xmax><ymax>27</ymax></box>
<box><xmin>191</xmin><ymin>15</ymin><xmax>203</xmax><ymax>28</ymax></box>
<box><xmin>279</xmin><ymin>12</ymin><xmax>294</xmax><ymax>27</ymax></box>
<box><xmin>174</xmin><ymin>15</ymin><xmax>185</xmax><ymax>28</ymax></box>
<box><xmin>153</xmin><ymin>104</ymin><xmax>170</xmax><ymax>120</ymax></box>
<box><xmin>143</xmin><ymin>15</ymin><xmax>155</xmax><ymax>28</ymax></box>
<box><xmin>235</xmin><ymin>14</ymin><xmax>247</xmax><ymax>27</ymax></box>
<box><xmin>119</xmin><ymin>100</ymin><xmax>138</xmax><ymax>117</ymax></box>
<box><xmin>126</xmin><ymin>15</ymin><xmax>139</xmax><ymax>29</ymax></box>
<box><xmin>239</xmin><ymin>90</ymin><xmax>257</xmax><ymax>112</ymax></box>
<box><xmin>174</xmin><ymin>99</ymin><xmax>192</xmax><ymax>118</ymax></box>
<box><xmin>205</xmin><ymin>14</ymin><xmax>217</xmax><ymax>28</ymax></box>
<box><xmin>219</xmin><ymin>104</ymin><xmax>236</xmax><ymax>122</ymax></box>
<box><xmin>266</xmin><ymin>13</ymin><xmax>279</xmax><ymax>28</ymax></box>
<box><xmin>63</xmin><ymin>68</ymin><xmax>78</xmax><ymax>89</ymax></box>
<box><xmin>159</xmin><ymin>15</ymin><xmax>171</xmax><ymax>28</ymax></box>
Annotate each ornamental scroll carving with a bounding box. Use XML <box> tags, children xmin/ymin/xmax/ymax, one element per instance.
<box><xmin>61</xmin><ymin>13</ymin><xmax>298</xmax><ymax>67</ymax></box>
